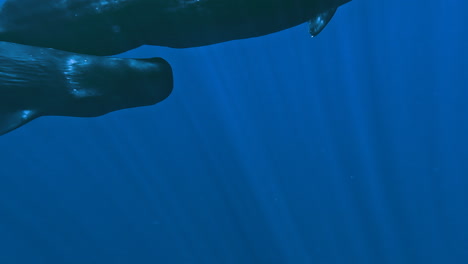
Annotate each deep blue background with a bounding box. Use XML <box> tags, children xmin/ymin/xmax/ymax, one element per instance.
<box><xmin>1</xmin><ymin>1</ymin><xmax>467</xmax><ymax>263</ymax></box>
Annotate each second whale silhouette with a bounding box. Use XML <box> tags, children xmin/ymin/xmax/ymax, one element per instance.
<box><xmin>0</xmin><ymin>41</ymin><xmax>173</xmax><ymax>136</ymax></box>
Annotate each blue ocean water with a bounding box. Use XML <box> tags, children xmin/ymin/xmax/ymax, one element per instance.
<box><xmin>0</xmin><ymin>1</ymin><xmax>467</xmax><ymax>263</ymax></box>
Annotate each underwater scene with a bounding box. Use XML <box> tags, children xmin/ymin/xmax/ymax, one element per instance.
<box><xmin>0</xmin><ymin>0</ymin><xmax>467</xmax><ymax>263</ymax></box>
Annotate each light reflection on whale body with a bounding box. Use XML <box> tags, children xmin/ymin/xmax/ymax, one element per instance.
<box><xmin>0</xmin><ymin>41</ymin><xmax>173</xmax><ymax>136</ymax></box>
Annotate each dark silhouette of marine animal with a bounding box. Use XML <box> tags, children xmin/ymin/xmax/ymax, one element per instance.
<box><xmin>0</xmin><ymin>41</ymin><xmax>172</xmax><ymax>136</ymax></box>
<box><xmin>0</xmin><ymin>0</ymin><xmax>352</xmax><ymax>55</ymax></box>
<box><xmin>0</xmin><ymin>0</ymin><xmax>352</xmax><ymax>135</ymax></box>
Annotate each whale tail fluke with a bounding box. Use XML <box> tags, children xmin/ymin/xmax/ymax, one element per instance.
<box><xmin>0</xmin><ymin>110</ymin><xmax>39</xmax><ymax>136</ymax></box>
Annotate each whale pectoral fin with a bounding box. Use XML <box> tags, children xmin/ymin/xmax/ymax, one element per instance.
<box><xmin>308</xmin><ymin>7</ymin><xmax>338</xmax><ymax>37</ymax></box>
<box><xmin>0</xmin><ymin>110</ymin><xmax>39</xmax><ymax>136</ymax></box>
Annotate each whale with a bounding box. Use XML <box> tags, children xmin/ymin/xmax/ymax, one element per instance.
<box><xmin>0</xmin><ymin>41</ymin><xmax>173</xmax><ymax>136</ymax></box>
<box><xmin>0</xmin><ymin>0</ymin><xmax>352</xmax><ymax>55</ymax></box>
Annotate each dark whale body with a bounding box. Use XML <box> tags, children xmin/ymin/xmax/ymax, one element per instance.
<box><xmin>0</xmin><ymin>0</ymin><xmax>351</xmax><ymax>55</ymax></box>
<box><xmin>0</xmin><ymin>41</ymin><xmax>173</xmax><ymax>136</ymax></box>
<box><xmin>0</xmin><ymin>0</ymin><xmax>351</xmax><ymax>135</ymax></box>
